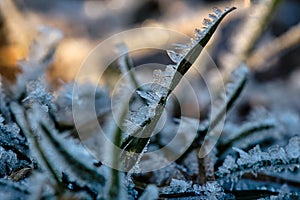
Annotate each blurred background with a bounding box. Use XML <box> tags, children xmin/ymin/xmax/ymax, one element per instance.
<box><xmin>0</xmin><ymin>0</ymin><xmax>300</xmax><ymax>116</ymax></box>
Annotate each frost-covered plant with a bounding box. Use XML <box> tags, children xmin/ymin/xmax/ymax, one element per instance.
<box><xmin>0</xmin><ymin>5</ymin><xmax>300</xmax><ymax>200</ymax></box>
<box><xmin>0</xmin><ymin>27</ymin><xmax>107</xmax><ymax>199</ymax></box>
<box><xmin>120</xmin><ymin>7</ymin><xmax>237</xmax><ymax>171</ymax></box>
<box><xmin>217</xmin><ymin>136</ymin><xmax>300</xmax><ymax>182</ymax></box>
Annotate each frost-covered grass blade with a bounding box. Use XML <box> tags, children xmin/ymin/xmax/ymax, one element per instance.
<box><xmin>119</xmin><ymin>7</ymin><xmax>236</xmax><ymax>171</ymax></box>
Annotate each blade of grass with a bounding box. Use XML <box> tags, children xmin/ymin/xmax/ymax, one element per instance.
<box><xmin>120</xmin><ymin>7</ymin><xmax>237</xmax><ymax>170</ymax></box>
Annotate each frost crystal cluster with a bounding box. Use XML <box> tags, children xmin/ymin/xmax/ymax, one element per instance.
<box><xmin>1</xmin><ymin>4</ymin><xmax>299</xmax><ymax>200</ymax></box>
<box><xmin>217</xmin><ymin>136</ymin><xmax>300</xmax><ymax>181</ymax></box>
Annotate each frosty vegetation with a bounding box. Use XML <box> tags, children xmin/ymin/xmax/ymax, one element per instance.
<box><xmin>0</xmin><ymin>6</ymin><xmax>299</xmax><ymax>200</ymax></box>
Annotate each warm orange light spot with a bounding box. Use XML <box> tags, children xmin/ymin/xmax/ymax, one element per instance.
<box><xmin>245</xmin><ymin>0</ymin><xmax>251</xmax><ymax>8</ymax></box>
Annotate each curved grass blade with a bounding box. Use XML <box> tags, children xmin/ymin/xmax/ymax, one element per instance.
<box><xmin>120</xmin><ymin>7</ymin><xmax>237</xmax><ymax>171</ymax></box>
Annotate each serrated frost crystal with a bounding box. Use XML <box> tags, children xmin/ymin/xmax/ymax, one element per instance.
<box><xmin>209</xmin><ymin>13</ymin><xmax>218</xmax><ymax>21</ymax></box>
<box><xmin>213</xmin><ymin>7</ymin><xmax>222</xmax><ymax>17</ymax></box>
<box><xmin>218</xmin><ymin>155</ymin><xmax>237</xmax><ymax>174</ymax></box>
<box><xmin>162</xmin><ymin>179</ymin><xmax>191</xmax><ymax>194</ymax></box>
<box><xmin>136</xmin><ymin>90</ymin><xmax>160</xmax><ymax>104</ymax></box>
<box><xmin>167</xmin><ymin>50</ymin><xmax>183</xmax><ymax>63</ymax></box>
<box><xmin>203</xmin><ymin>18</ymin><xmax>212</xmax><ymax>26</ymax></box>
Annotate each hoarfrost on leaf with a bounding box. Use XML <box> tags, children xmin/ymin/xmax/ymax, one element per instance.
<box><xmin>203</xmin><ymin>18</ymin><xmax>212</xmax><ymax>27</ymax></box>
<box><xmin>194</xmin><ymin>28</ymin><xmax>203</xmax><ymax>40</ymax></box>
<box><xmin>151</xmin><ymin>69</ymin><xmax>166</xmax><ymax>96</ymax></box>
<box><xmin>217</xmin><ymin>155</ymin><xmax>237</xmax><ymax>175</ymax></box>
<box><xmin>204</xmin><ymin>181</ymin><xmax>224</xmax><ymax>198</ymax></box>
<box><xmin>193</xmin><ymin>182</ymin><xmax>226</xmax><ymax>199</ymax></box>
<box><xmin>151</xmin><ymin>65</ymin><xmax>177</xmax><ymax>97</ymax></box>
<box><xmin>209</xmin><ymin>13</ymin><xmax>218</xmax><ymax>21</ymax></box>
<box><xmin>217</xmin><ymin>136</ymin><xmax>300</xmax><ymax>183</ymax></box>
<box><xmin>213</xmin><ymin>7</ymin><xmax>223</xmax><ymax>17</ymax></box>
<box><xmin>136</xmin><ymin>90</ymin><xmax>160</xmax><ymax>104</ymax></box>
<box><xmin>128</xmin><ymin>105</ymin><xmax>154</xmax><ymax>127</ymax></box>
<box><xmin>22</xmin><ymin>79</ymin><xmax>54</xmax><ymax>112</ymax></box>
<box><xmin>167</xmin><ymin>50</ymin><xmax>184</xmax><ymax>63</ymax></box>
<box><xmin>0</xmin><ymin>146</ymin><xmax>29</xmax><ymax>178</ymax></box>
<box><xmin>173</xmin><ymin>43</ymin><xmax>191</xmax><ymax>55</ymax></box>
<box><xmin>162</xmin><ymin>178</ymin><xmax>192</xmax><ymax>194</ymax></box>
<box><xmin>232</xmin><ymin>147</ymin><xmax>250</xmax><ymax>165</ymax></box>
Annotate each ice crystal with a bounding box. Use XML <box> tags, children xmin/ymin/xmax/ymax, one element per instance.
<box><xmin>194</xmin><ymin>28</ymin><xmax>203</xmax><ymax>39</ymax></box>
<box><xmin>151</xmin><ymin>65</ymin><xmax>177</xmax><ymax>97</ymax></box>
<box><xmin>167</xmin><ymin>50</ymin><xmax>184</xmax><ymax>63</ymax></box>
<box><xmin>0</xmin><ymin>115</ymin><xmax>30</xmax><ymax>178</ymax></box>
<box><xmin>203</xmin><ymin>182</ymin><xmax>224</xmax><ymax>197</ymax></box>
<box><xmin>123</xmin><ymin>120</ymin><xmax>141</xmax><ymax>135</ymax></box>
<box><xmin>213</xmin><ymin>7</ymin><xmax>223</xmax><ymax>17</ymax></box>
<box><xmin>136</xmin><ymin>90</ymin><xmax>160</xmax><ymax>105</ymax></box>
<box><xmin>151</xmin><ymin>70</ymin><xmax>167</xmax><ymax>96</ymax></box>
<box><xmin>128</xmin><ymin>105</ymin><xmax>154</xmax><ymax>127</ymax></box>
<box><xmin>217</xmin><ymin>136</ymin><xmax>300</xmax><ymax>182</ymax></box>
<box><xmin>173</xmin><ymin>43</ymin><xmax>191</xmax><ymax>55</ymax></box>
<box><xmin>162</xmin><ymin>178</ymin><xmax>192</xmax><ymax>194</ymax></box>
<box><xmin>193</xmin><ymin>182</ymin><xmax>226</xmax><ymax>199</ymax></box>
<box><xmin>217</xmin><ymin>155</ymin><xmax>237</xmax><ymax>175</ymax></box>
<box><xmin>209</xmin><ymin>13</ymin><xmax>218</xmax><ymax>21</ymax></box>
<box><xmin>0</xmin><ymin>122</ymin><xmax>28</xmax><ymax>154</ymax></box>
<box><xmin>22</xmin><ymin>79</ymin><xmax>54</xmax><ymax>112</ymax></box>
<box><xmin>0</xmin><ymin>146</ymin><xmax>29</xmax><ymax>178</ymax></box>
<box><xmin>203</xmin><ymin>18</ymin><xmax>213</xmax><ymax>27</ymax></box>
<box><xmin>167</xmin><ymin>7</ymin><xmax>235</xmax><ymax>66</ymax></box>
